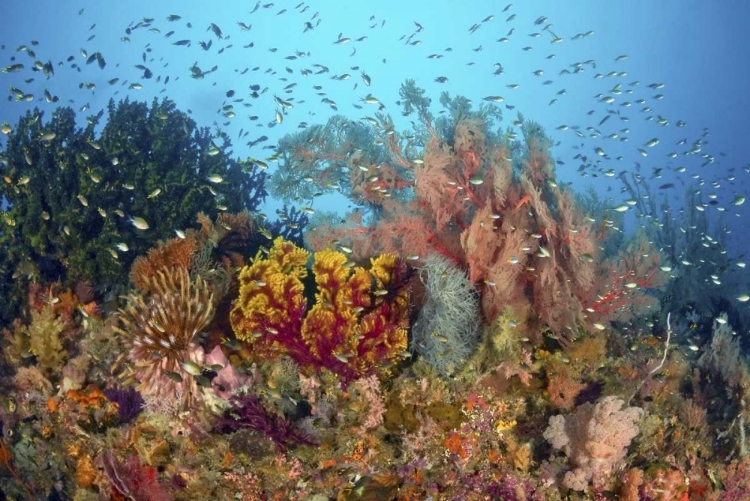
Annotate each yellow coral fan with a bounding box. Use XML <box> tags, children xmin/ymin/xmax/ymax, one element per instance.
<box><xmin>231</xmin><ymin>237</ymin><xmax>309</xmax><ymax>360</ymax></box>
<box><xmin>231</xmin><ymin>237</ymin><xmax>409</xmax><ymax>381</ymax></box>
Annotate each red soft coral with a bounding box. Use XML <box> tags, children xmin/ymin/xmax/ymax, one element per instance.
<box><xmin>101</xmin><ymin>450</ymin><xmax>173</xmax><ymax>501</ymax></box>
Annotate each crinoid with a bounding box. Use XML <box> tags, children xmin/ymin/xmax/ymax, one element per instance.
<box><xmin>115</xmin><ymin>267</ymin><xmax>214</xmax><ymax>410</ymax></box>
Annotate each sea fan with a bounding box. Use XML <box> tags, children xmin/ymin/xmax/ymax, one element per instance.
<box><xmin>104</xmin><ymin>386</ymin><xmax>145</xmax><ymax>424</ymax></box>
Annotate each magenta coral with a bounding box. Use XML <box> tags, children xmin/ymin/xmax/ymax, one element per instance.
<box><xmin>543</xmin><ymin>396</ymin><xmax>644</xmax><ymax>491</ymax></box>
<box><xmin>215</xmin><ymin>393</ymin><xmax>315</xmax><ymax>451</ymax></box>
<box><xmin>230</xmin><ymin>237</ymin><xmax>410</xmax><ymax>383</ymax></box>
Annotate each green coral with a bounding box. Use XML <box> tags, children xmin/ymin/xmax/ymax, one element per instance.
<box><xmin>0</xmin><ymin>97</ymin><xmax>267</xmax><ymax>324</ymax></box>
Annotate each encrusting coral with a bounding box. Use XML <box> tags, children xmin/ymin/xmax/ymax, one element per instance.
<box><xmin>230</xmin><ymin>236</ymin><xmax>410</xmax><ymax>383</ymax></box>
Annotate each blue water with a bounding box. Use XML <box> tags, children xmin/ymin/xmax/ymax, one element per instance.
<box><xmin>1</xmin><ymin>0</ymin><xmax>748</xmax><ymax>280</ymax></box>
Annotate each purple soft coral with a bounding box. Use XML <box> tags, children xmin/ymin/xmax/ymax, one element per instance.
<box><xmin>104</xmin><ymin>386</ymin><xmax>145</xmax><ymax>424</ymax></box>
<box><xmin>215</xmin><ymin>393</ymin><xmax>315</xmax><ymax>452</ymax></box>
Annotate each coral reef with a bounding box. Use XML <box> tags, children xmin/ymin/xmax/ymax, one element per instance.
<box><xmin>230</xmin><ymin>236</ymin><xmax>410</xmax><ymax>383</ymax></box>
<box><xmin>0</xmin><ymin>82</ymin><xmax>746</xmax><ymax>501</ymax></box>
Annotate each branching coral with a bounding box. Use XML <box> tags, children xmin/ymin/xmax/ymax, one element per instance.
<box><xmin>114</xmin><ymin>267</ymin><xmax>214</xmax><ymax>409</ymax></box>
<box><xmin>269</xmin><ymin>115</ymin><xmax>381</xmax><ymax>203</ymax></box>
<box><xmin>230</xmin><ymin>237</ymin><xmax>410</xmax><ymax>383</ymax></box>
<box><xmin>295</xmin><ymin>83</ymin><xmax>666</xmax><ymax>347</ymax></box>
<box><xmin>0</xmin><ymin>98</ymin><xmax>267</xmax><ymax>326</ymax></box>
<box><xmin>544</xmin><ymin>396</ymin><xmax>644</xmax><ymax>491</ymax></box>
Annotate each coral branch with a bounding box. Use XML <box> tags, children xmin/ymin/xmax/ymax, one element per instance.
<box><xmin>231</xmin><ymin>237</ymin><xmax>410</xmax><ymax>382</ymax></box>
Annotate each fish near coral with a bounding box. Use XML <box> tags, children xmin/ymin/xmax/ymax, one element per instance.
<box><xmin>337</xmin><ymin>473</ymin><xmax>400</xmax><ymax>501</ymax></box>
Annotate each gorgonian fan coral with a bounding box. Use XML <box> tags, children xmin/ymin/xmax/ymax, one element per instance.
<box><xmin>291</xmin><ymin>85</ymin><xmax>667</xmax><ymax>347</ymax></box>
<box><xmin>230</xmin><ymin>237</ymin><xmax>410</xmax><ymax>383</ymax></box>
<box><xmin>114</xmin><ymin>267</ymin><xmax>214</xmax><ymax>409</ymax></box>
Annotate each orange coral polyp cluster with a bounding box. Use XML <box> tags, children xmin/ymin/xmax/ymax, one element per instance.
<box><xmin>66</xmin><ymin>386</ymin><xmax>108</xmax><ymax>409</ymax></box>
<box><xmin>231</xmin><ymin>237</ymin><xmax>409</xmax><ymax>381</ymax></box>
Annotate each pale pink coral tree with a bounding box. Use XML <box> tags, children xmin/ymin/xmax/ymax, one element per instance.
<box><xmin>543</xmin><ymin>396</ymin><xmax>644</xmax><ymax>492</ymax></box>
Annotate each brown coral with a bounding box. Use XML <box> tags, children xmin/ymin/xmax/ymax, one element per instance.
<box><xmin>129</xmin><ymin>237</ymin><xmax>198</xmax><ymax>293</ymax></box>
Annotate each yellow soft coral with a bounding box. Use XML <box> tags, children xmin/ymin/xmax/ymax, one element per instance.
<box><xmin>230</xmin><ymin>237</ymin><xmax>410</xmax><ymax>381</ymax></box>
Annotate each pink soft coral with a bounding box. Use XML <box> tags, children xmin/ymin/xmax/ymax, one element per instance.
<box><xmin>204</xmin><ymin>345</ymin><xmax>252</xmax><ymax>400</ymax></box>
<box><xmin>543</xmin><ymin>396</ymin><xmax>644</xmax><ymax>491</ymax></box>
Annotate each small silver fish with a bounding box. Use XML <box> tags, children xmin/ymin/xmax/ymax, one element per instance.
<box><xmin>181</xmin><ymin>361</ymin><xmax>203</xmax><ymax>376</ymax></box>
<box><xmin>129</xmin><ymin>216</ymin><xmax>149</xmax><ymax>230</ymax></box>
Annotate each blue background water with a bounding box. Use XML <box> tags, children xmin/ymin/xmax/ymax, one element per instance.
<box><xmin>0</xmin><ymin>0</ymin><xmax>747</xmax><ymax>259</ymax></box>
